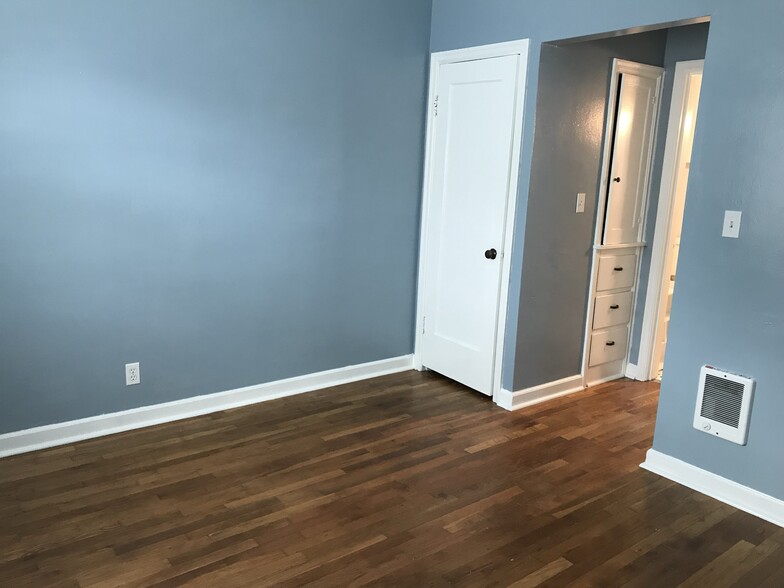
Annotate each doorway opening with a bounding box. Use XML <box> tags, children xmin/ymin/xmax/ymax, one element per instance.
<box><xmin>638</xmin><ymin>60</ymin><xmax>704</xmax><ymax>381</ymax></box>
<box><xmin>512</xmin><ymin>19</ymin><xmax>710</xmax><ymax>401</ymax></box>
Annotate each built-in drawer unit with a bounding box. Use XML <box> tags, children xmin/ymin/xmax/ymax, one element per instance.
<box><xmin>592</xmin><ymin>291</ymin><xmax>633</xmax><ymax>330</ymax></box>
<box><xmin>596</xmin><ymin>254</ymin><xmax>637</xmax><ymax>292</ymax></box>
<box><xmin>588</xmin><ymin>325</ymin><xmax>629</xmax><ymax>367</ymax></box>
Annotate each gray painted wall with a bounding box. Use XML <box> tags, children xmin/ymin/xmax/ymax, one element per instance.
<box><xmin>0</xmin><ymin>0</ymin><xmax>432</xmax><ymax>433</ymax></box>
<box><xmin>515</xmin><ymin>32</ymin><xmax>667</xmax><ymax>389</ymax></box>
<box><xmin>432</xmin><ymin>0</ymin><xmax>784</xmax><ymax>499</ymax></box>
<box><xmin>629</xmin><ymin>23</ymin><xmax>710</xmax><ymax>364</ymax></box>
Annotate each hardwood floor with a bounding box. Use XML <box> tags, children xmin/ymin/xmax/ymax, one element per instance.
<box><xmin>1</xmin><ymin>371</ymin><xmax>781</xmax><ymax>587</ymax></box>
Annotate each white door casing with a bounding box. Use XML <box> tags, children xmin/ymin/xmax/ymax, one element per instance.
<box><xmin>415</xmin><ymin>41</ymin><xmax>529</xmax><ymax>399</ymax></box>
<box><xmin>638</xmin><ymin>60</ymin><xmax>705</xmax><ymax>380</ymax></box>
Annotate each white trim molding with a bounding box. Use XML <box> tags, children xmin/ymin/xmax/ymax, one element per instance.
<box><xmin>0</xmin><ymin>355</ymin><xmax>414</xmax><ymax>459</ymax></box>
<box><xmin>642</xmin><ymin>449</ymin><xmax>784</xmax><ymax>528</ymax></box>
<box><xmin>625</xmin><ymin>362</ymin><xmax>641</xmax><ymax>380</ymax></box>
<box><xmin>636</xmin><ymin>60</ymin><xmax>705</xmax><ymax>381</ymax></box>
<box><xmin>496</xmin><ymin>374</ymin><xmax>584</xmax><ymax>411</ymax></box>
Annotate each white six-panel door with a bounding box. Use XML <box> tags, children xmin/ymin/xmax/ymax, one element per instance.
<box><xmin>418</xmin><ymin>53</ymin><xmax>522</xmax><ymax>396</ymax></box>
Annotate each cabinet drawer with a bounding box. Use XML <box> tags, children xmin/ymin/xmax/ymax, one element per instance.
<box><xmin>596</xmin><ymin>254</ymin><xmax>636</xmax><ymax>291</ymax></box>
<box><xmin>593</xmin><ymin>291</ymin><xmax>633</xmax><ymax>330</ymax></box>
<box><xmin>589</xmin><ymin>325</ymin><xmax>628</xmax><ymax>367</ymax></box>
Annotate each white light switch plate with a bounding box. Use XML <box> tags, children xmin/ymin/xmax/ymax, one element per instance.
<box><xmin>576</xmin><ymin>193</ymin><xmax>586</xmax><ymax>214</ymax></box>
<box><xmin>722</xmin><ymin>210</ymin><xmax>742</xmax><ymax>238</ymax></box>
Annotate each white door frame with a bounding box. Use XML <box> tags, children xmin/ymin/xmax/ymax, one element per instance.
<box><xmin>636</xmin><ymin>59</ymin><xmax>705</xmax><ymax>381</ymax></box>
<box><xmin>413</xmin><ymin>39</ymin><xmax>530</xmax><ymax>403</ymax></box>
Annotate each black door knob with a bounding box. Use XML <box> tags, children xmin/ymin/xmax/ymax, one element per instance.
<box><xmin>613</xmin><ymin>177</ymin><xmax>621</xmax><ymax>183</ymax></box>
<box><xmin>484</xmin><ymin>248</ymin><xmax>497</xmax><ymax>260</ymax></box>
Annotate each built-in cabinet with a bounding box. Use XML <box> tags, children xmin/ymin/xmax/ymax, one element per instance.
<box><xmin>583</xmin><ymin>59</ymin><xmax>663</xmax><ymax>386</ymax></box>
<box><xmin>584</xmin><ymin>244</ymin><xmax>642</xmax><ymax>385</ymax></box>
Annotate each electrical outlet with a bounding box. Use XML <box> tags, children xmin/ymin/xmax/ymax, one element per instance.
<box><xmin>125</xmin><ymin>362</ymin><xmax>141</xmax><ymax>386</ymax></box>
<box><xmin>576</xmin><ymin>193</ymin><xmax>586</xmax><ymax>213</ymax></box>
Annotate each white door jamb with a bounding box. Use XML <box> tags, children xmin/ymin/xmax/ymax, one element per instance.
<box><xmin>636</xmin><ymin>59</ymin><xmax>704</xmax><ymax>381</ymax></box>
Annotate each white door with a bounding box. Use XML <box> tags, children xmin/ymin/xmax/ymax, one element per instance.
<box><xmin>419</xmin><ymin>55</ymin><xmax>521</xmax><ymax>396</ymax></box>
<box><xmin>604</xmin><ymin>68</ymin><xmax>663</xmax><ymax>245</ymax></box>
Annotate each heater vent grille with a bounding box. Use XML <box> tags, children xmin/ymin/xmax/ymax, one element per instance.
<box><xmin>693</xmin><ymin>366</ymin><xmax>754</xmax><ymax>445</ymax></box>
<box><xmin>700</xmin><ymin>374</ymin><xmax>744</xmax><ymax>428</ymax></box>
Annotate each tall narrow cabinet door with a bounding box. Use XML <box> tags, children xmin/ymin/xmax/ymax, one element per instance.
<box><xmin>604</xmin><ymin>72</ymin><xmax>660</xmax><ymax>245</ymax></box>
<box><xmin>420</xmin><ymin>55</ymin><xmax>520</xmax><ymax>396</ymax></box>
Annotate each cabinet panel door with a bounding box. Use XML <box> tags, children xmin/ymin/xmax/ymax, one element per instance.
<box><xmin>604</xmin><ymin>73</ymin><xmax>659</xmax><ymax>245</ymax></box>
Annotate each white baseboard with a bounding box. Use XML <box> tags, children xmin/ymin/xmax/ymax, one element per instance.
<box><xmin>0</xmin><ymin>355</ymin><xmax>414</xmax><ymax>458</ymax></box>
<box><xmin>625</xmin><ymin>362</ymin><xmax>640</xmax><ymax>380</ymax></box>
<box><xmin>496</xmin><ymin>374</ymin><xmax>585</xmax><ymax>412</ymax></box>
<box><xmin>641</xmin><ymin>449</ymin><xmax>784</xmax><ymax>528</ymax></box>
<box><xmin>584</xmin><ymin>360</ymin><xmax>625</xmax><ymax>388</ymax></box>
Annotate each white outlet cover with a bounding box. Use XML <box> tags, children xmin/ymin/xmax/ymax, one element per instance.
<box><xmin>722</xmin><ymin>210</ymin><xmax>742</xmax><ymax>238</ymax></box>
<box><xmin>125</xmin><ymin>362</ymin><xmax>141</xmax><ymax>386</ymax></box>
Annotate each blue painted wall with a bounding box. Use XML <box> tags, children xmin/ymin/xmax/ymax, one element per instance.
<box><xmin>432</xmin><ymin>0</ymin><xmax>784</xmax><ymax>499</ymax></box>
<box><xmin>0</xmin><ymin>0</ymin><xmax>432</xmax><ymax>433</ymax></box>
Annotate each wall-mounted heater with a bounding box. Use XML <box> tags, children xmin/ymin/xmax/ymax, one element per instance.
<box><xmin>693</xmin><ymin>365</ymin><xmax>755</xmax><ymax>445</ymax></box>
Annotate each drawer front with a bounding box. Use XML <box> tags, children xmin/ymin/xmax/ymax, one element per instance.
<box><xmin>593</xmin><ymin>291</ymin><xmax>633</xmax><ymax>330</ymax></box>
<box><xmin>596</xmin><ymin>254</ymin><xmax>636</xmax><ymax>292</ymax></box>
<box><xmin>589</xmin><ymin>325</ymin><xmax>628</xmax><ymax>367</ymax></box>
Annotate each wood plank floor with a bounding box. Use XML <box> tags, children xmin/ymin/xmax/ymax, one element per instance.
<box><xmin>1</xmin><ymin>371</ymin><xmax>782</xmax><ymax>587</ymax></box>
